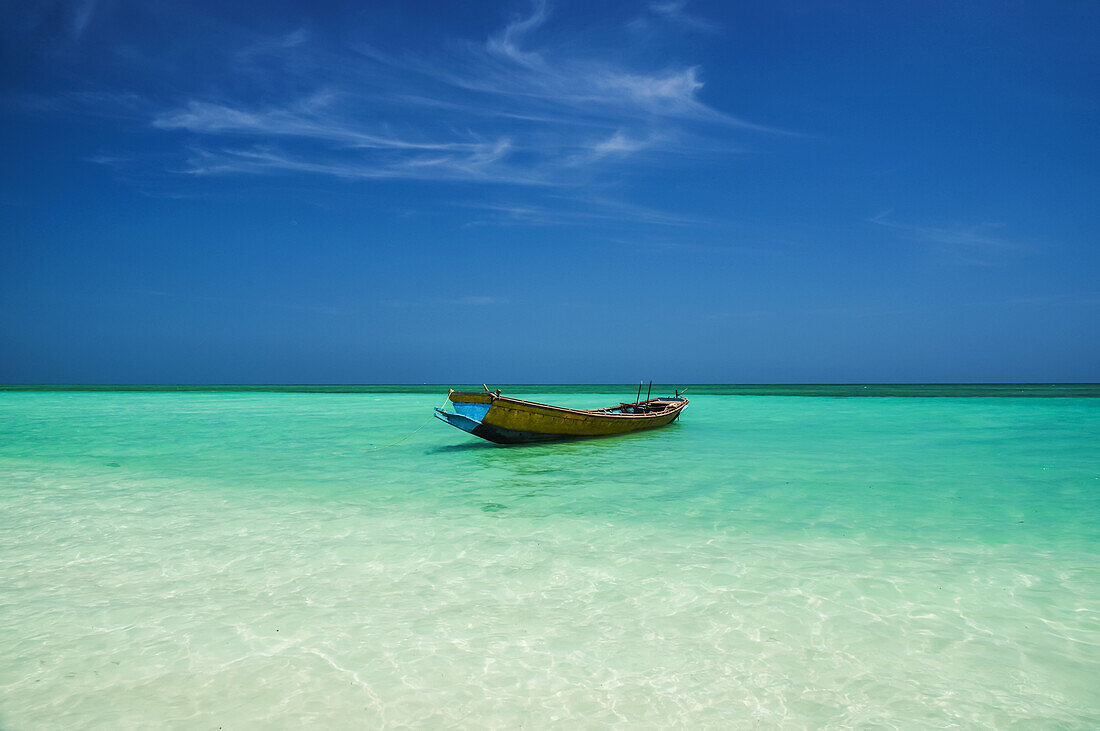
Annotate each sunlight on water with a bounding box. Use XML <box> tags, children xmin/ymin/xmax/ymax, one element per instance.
<box><xmin>1</xmin><ymin>391</ymin><xmax>1098</xmax><ymax>727</ymax></box>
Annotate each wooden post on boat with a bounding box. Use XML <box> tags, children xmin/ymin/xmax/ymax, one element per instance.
<box><xmin>646</xmin><ymin>381</ymin><xmax>652</xmax><ymax>402</ymax></box>
<box><xmin>636</xmin><ymin>381</ymin><xmax>642</xmax><ymax>406</ymax></box>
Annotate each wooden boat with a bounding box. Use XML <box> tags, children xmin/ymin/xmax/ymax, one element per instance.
<box><xmin>434</xmin><ymin>386</ymin><xmax>688</xmax><ymax>444</ymax></box>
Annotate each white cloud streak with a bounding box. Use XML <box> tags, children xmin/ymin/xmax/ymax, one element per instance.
<box><xmin>153</xmin><ymin>97</ymin><xmax>500</xmax><ymax>153</ymax></box>
<box><xmin>235</xmin><ymin>28</ymin><xmax>309</xmax><ymax>64</ymax></box>
<box><xmin>137</xmin><ymin>2</ymin><xmax>776</xmax><ymax>188</ymax></box>
<box><xmin>459</xmin><ymin>194</ymin><xmax>703</xmax><ymax>227</ymax></box>
<box><xmin>384</xmin><ymin>295</ymin><xmax>508</xmax><ymax>308</ymax></box>
<box><xmin>179</xmin><ymin>141</ymin><xmax>532</xmax><ymax>185</ymax></box>
<box><xmin>648</xmin><ymin>1</ymin><xmax>722</xmax><ymax>34</ymax></box>
<box><xmin>392</xmin><ymin>7</ymin><xmax>758</xmax><ymax>129</ymax></box>
<box><xmin>870</xmin><ymin>211</ymin><xmax>1024</xmax><ymax>252</ymax></box>
<box><xmin>70</xmin><ymin>0</ymin><xmax>96</xmax><ymax>38</ymax></box>
<box><xmin>22</xmin><ymin>1</ymin><xmax>792</xmax><ymax>224</ymax></box>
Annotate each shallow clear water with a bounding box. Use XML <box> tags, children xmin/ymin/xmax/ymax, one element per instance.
<box><xmin>1</xmin><ymin>390</ymin><xmax>1098</xmax><ymax>727</ymax></box>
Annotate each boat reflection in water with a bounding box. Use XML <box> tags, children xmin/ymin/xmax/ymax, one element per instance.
<box><xmin>434</xmin><ymin>385</ymin><xmax>689</xmax><ymax>445</ymax></box>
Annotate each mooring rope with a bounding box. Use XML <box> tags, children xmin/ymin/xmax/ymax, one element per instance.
<box><xmin>361</xmin><ymin>392</ymin><xmax>451</xmax><ymax>454</ymax></box>
<box><xmin>361</xmin><ymin>414</ymin><xmax>435</xmax><ymax>453</ymax></box>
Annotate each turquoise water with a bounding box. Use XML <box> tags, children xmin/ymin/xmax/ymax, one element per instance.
<box><xmin>1</xmin><ymin>389</ymin><xmax>1098</xmax><ymax>727</ymax></box>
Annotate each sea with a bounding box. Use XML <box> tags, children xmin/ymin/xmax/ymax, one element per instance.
<box><xmin>1</xmin><ymin>385</ymin><xmax>1098</xmax><ymax>728</ymax></box>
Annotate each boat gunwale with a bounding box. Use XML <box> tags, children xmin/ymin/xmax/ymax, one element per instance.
<box><xmin>448</xmin><ymin>392</ymin><xmax>688</xmax><ymax>420</ymax></box>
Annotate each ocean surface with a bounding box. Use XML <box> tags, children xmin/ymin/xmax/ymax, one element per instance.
<box><xmin>2</xmin><ymin>386</ymin><xmax>1098</xmax><ymax>728</ymax></box>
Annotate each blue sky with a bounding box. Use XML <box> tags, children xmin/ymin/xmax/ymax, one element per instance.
<box><xmin>1</xmin><ymin>0</ymin><xmax>1097</xmax><ymax>383</ymax></box>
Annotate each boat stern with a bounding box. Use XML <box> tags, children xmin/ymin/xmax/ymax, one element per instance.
<box><xmin>434</xmin><ymin>390</ymin><xmax>500</xmax><ymax>440</ymax></box>
<box><xmin>433</xmin><ymin>407</ymin><xmax>483</xmax><ymax>436</ymax></box>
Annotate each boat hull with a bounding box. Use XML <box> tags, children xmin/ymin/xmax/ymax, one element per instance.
<box><xmin>434</xmin><ymin>391</ymin><xmax>688</xmax><ymax>444</ymax></box>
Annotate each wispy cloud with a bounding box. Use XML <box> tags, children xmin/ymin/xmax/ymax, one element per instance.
<box><xmin>869</xmin><ymin>211</ymin><xmax>1027</xmax><ymax>262</ymax></box>
<box><xmin>70</xmin><ymin>0</ymin><xmax>96</xmax><ymax>39</ymax></box>
<box><xmin>235</xmin><ymin>28</ymin><xmax>309</xmax><ymax>64</ymax></box>
<box><xmin>177</xmin><ymin>142</ymin><xmax>530</xmax><ymax>185</ymax></box>
<box><xmin>16</xmin><ymin>2</ymin><xmax>787</xmax><ymax>220</ymax></box>
<box><xmin>460</xmin><ymin>195</ymin><xmax>703</xmax><ymax>227</ymax></box>
<box><xmin>100</xmin><ymin>2</ymin><xmax>776</xmax><ymax>189</ymax></box>
<box><xmin>153</xmin><ymin>95</ymin><xmax>494</xmax><ymax>152</ymax></box>
<box><xmin>384</xmin><ymin>295</ymin><xmax>509</xmax><ymax>308</ymax></box>
<box><xmin>485</xmin><ymin>0</ymin><xmax>550</xmax><ymax>67</ymax></box>
<box><xmin>564</xmin><ymin>130</ymin><xmax>656</xmax><ymax>166</ymax></box>
<box><xmin>592</xmin><ymin>130</ymin><xmax>650</xmax><ymax>157</ymax></box>
<box><xmin>648</xmin><ymin>1</ymin><xmax>722</xmax><ymax>34</ymax></box>
<box><xmin>395</xmin><ymin>5</ymin><xmax>756</xmax><ymax>130</ymax></box>
<box><xmin>151</xmin><ymin>93</ymin><xmax>526</xmax><ymax>183</ymax></box>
